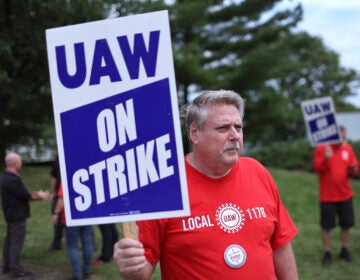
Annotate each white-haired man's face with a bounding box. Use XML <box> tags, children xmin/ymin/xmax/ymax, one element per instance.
<box><xmin>189</xmin><ymin>104</ymin><xmax>243</xmax><ymax>175</ymax></box>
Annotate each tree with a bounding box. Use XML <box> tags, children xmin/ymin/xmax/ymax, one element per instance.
<box><xmin>1</xmin><ymin>0</ymin><xmax>358</xmax><ymax>160</ymax></box>
<box><xmin>115</xmin><ymin>0</ymin><xmax>220</xmax><ymax>105</ymax></box>
<box><xmin>115</xmin><ymin>0</ymin><xmax>305</xmax><ymax>151</ymax></box>
<box><xmin>117</xmin><ymin>0</ymin><xmax>359</xmax><ymax>148</ymax></box>
<box><xmin>0</xmin><ymin>0</ymin><xmax>116</xmax><ymax>164</ymax></box>
<box><xmin>241</xmin><ymin>32</ymin><xmax>359</xmax><ymax>145</ymax></box>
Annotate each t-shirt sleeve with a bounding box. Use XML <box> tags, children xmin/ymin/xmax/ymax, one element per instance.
<box><xmin>137</xmin><ymin>219</ymin><xmax>167</xmax><ymax>264</ymax></box>
<box><xmin>57</xmin><ymin>183</ymin><xmax>63</xmax><ymax>198</ymax></box>
<box><xmin>348</xmin><ymin>145</ymin><xmax>359</xmax><ymax>176</ymax></box>
<box><xmin>270</xmin><ymin>195</ymin><xmax>298</xmax><ymax>249</ymax></box>
<box><xmin>247</xmin><ymin>158</ymin><xmax>298</xmax><ymax>250</ymax></box>
<box><xmin>266</xmin><ymin>171</ymin><xmax>298</xmax><ymax>249</ymax></box>
<box><xmin>313</xmin><ymin>145</ymin><xmax>329</xmax><ymax>173</ymax></box>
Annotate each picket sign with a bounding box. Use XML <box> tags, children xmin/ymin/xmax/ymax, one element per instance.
<box><xmin>46</xmin><ymin>11</ymin><xmax>190</xmax><ymax>228</ymax></box>
<box><xmin>301</xmin><ymin>96</ymin><xmax>341</xmax><ymax>145</ymax></box>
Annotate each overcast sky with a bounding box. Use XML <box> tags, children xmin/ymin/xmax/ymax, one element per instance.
<box><xmin>295</xmin><ymin>0</ymin><xmax>360</xmax><ymax>107</ymax></box>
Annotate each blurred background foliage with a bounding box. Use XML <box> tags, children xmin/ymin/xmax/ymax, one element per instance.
<box><xmin>0</xmin><ymin>0</ymin><xmax>359</xmax><ymax>165</ymax></box>
<box><xmin>247</xmin><ymin>139</ymin><xmax>360</xmax><ymax>177</ymax></box>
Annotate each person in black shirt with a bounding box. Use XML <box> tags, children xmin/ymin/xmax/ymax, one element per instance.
<box><xmin>1</xmin><ymin>152</ymin><xmax>48</xmax><ymax>278</ymax></box>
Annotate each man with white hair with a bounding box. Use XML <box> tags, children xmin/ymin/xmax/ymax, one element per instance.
<box><xmin>1</xmin><ymin>152</ymin><xmax>48</xmax><ymax>278</ymax></box>
<box><xmin>113</xmin><ymin>90</ymin><xmax>298</xmax><ymax>279</ymax></box>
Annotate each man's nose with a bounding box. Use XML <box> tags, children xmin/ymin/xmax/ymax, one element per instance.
<box><xmin>229</xmin><ymin>126</ymin><xmax>241</xmax><ymax>139</ymax></box>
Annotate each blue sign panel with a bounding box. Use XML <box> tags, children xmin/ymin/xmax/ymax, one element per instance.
<box><xmin>307</xmin><ymin>113</ymin><xmax>339</xmax><ymax>144</ymax></box>
<box><xmin>61</xmin><ymin>79</ymin><xmax>183</xmax><ymax>220</ymax></box>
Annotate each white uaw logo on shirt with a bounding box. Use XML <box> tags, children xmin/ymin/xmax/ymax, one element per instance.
<box><xmin>216</xmin><ymin>203</ymin><xmax>245</xmax><ymax>233</ymax></box>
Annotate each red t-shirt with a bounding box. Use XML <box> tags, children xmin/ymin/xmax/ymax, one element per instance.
<box><xmin>313</xmin><ymin>143</ymin><xmax>359</xmax><ymax>202</ymax></box>
<box><xmin>137</xmin><ymin>157</ymin><xmax>298</xmax><ymax>279</ymax></box>
<box><xmin>57</xmin><ymin>183</ymin><xmax>66</xmax><ymax>225</ymax></box>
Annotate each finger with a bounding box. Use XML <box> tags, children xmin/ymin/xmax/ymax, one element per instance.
<box><xmin>115</xmin><ymin>238</ymin><xmax>143</xmax><ymax>250</ymax></box>
<box><xmin>115</xmin><ymin>245</ymin><xmax>145</xmax><ymax>260</ymax></box>
<box><xmin>116</xmin><ymin>257</ymin><xmax>147</xmax><ymax>275</ymax></box>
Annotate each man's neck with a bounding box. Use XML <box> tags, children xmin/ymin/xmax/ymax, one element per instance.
<box><xmin>186</xmin><ymin>153</ymin><xmax>232</xmax><ymax>178</ymax></box>
<box><xmin>6</xmin><ymin>167</ymin><xmax>19</xmax><ymax>175</ymax></box>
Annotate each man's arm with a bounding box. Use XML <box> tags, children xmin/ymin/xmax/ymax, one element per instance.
<box><xmin>273</xmin><ymin>242</ymin><xmax>298</xmax><ymax>280</ymax></box>
<box><xmin>113</xmin><ymin>238</ymin><xmax>155</xmax><ymax>280</ymax></box>
<box><xmin>348</xmin><ymin>145</ymin><xmax>359</xmax><ymax>177</ymax></box>
<box><xmin>49</xmin><ymin>176</ymin><xmax>57</xmax><ymax>201</ymax></box>
<box><xmin>313</xmin><ymin>145</ymin><xmax>331</xmax><ymax>173</ymax></box>
<box><xmin>52</xmin><ymin>197</ymin><xmax>64</xmax><ymax>225</ymax></box>
<box><xmin>30</xmin><ymin>190</ymin><xmax>49</xmax><ymax>201</ymax></box>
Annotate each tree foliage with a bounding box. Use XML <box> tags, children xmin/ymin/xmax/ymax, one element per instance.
<box><xmin>0</xmin><ymin>0</ymin><xmax>359</xmax><ymax>160</ymax></box>
<box><xmin>246</xmin><ymin>32</ymin><xmax>359</xmax><ymax>144</ymax></box>
<box><xmin>115</xmin><ymin>0</ymin><xmax>359</xmax><ymax>149</ymax></box>
<box><xmin>0</xmin><ymin>0</ymin><xmax>115</xmax><ymax>162</ymax></box>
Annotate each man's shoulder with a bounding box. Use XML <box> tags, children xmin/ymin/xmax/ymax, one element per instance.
<box><xmin>1</xmin><ymin>170</ymin><xmax>19</xmax><ymax>180</ymax></box>
<box><xmin>316</xmin><ymin>143</ymin><xmax>326</xmax><ymax>149</ymax></box>
<box><xmin>238</xmin><ymin>156</ymin><xmax>262</xmax><ymax>166</ymax></box>
<box><xmin>238</xmin><ymin>156</ymin><xmax>267</xmax><ymax>172</ymax></box>
<box><xmin>343</xmin><ymin>142</ymin><xmax>354</xmax><ymax>148</ymax></box>
<box><xmin>1</xmin><ymin>170</ymin><xmax>21</xmax><ymax>187</ymax></box>
<box><xmin>1</xmin><ymin>170</ymin><xmax>13</xmax><ymax>182</ymax></box>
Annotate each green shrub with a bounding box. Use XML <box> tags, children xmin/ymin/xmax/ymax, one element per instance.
<box><xmin>247</xmin><ymin>139</ymin><xmax>360</xmax><ymax>174</ymax></box>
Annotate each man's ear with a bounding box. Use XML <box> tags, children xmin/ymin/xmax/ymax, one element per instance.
<box><xmin>189</xmin><ymin>124</ymin><xmax>199</xmax><ymax>144</ymax></box>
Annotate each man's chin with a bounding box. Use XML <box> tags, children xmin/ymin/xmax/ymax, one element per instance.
<box><xmin>225</xmin><ymin>150</ymin><xmax>241</xmax><ymax>157</ymax></box>
<box><xmin>223</xmin><ymin>153</ymin><xmax>240</xmax><ymax>164</ymax></box>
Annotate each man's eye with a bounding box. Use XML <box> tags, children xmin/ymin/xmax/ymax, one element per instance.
<box><xmin>216</xmin><ymin>126</ymin><xmax>228</xmax><ymax>132</ymax></box>
<box><xmin>216</xmin><ymin>125</ymin><xmax>242</xmax><ymax>133</ymax></box>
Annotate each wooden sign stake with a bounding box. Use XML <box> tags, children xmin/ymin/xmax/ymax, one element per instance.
<box><xmin>122</xmin><ymin>221</ymin><xmax>138</xmax><ymax>240</ymax></box>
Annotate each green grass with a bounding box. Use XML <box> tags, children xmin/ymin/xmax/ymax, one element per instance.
<box><xmin>270</xmin><ymin>168</ymin><xmax>360</xmax><ymax>280</ymax></box>
<box><xmin>0</xmin><ymin>165</ymin><xmax>123</xmax><ymax>279</ymax></box>
<box><xmin>0</xmin><ymin>165</ymin><xmax>359</xmax><ymax>279</ymax></box>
